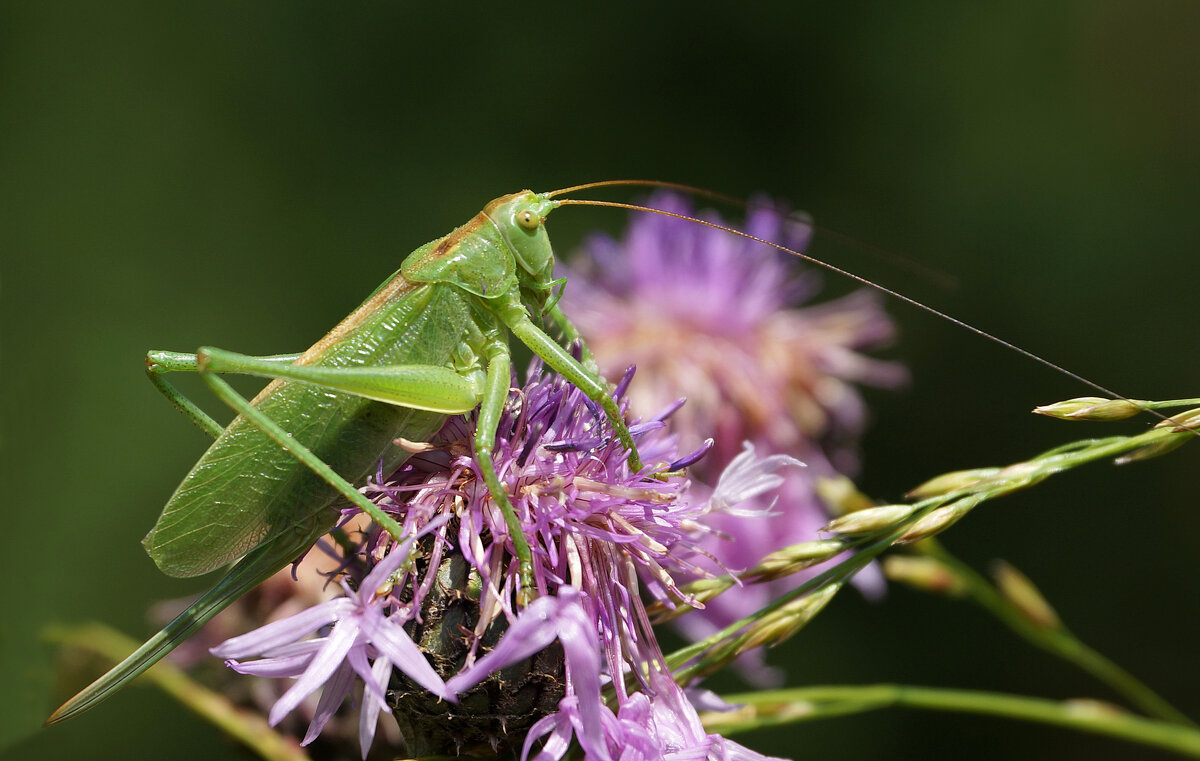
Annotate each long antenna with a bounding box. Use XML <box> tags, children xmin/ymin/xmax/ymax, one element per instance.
<box><xmin>547</xmin><ymin>179</ymin><xmax>717</xmax><ymax>199</ymax></box>
<box><xmin>549</xmin><ymin>180</ymin><xmax>957</xmax><ymax>290</ymax></box>
<box><xmin>554</xmin><ymin>196</ymin><xmax>1157</xmax><ymax>419</ymax></box>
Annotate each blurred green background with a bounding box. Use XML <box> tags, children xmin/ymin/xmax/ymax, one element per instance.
<box><xmin>3</xmin><ymin>3</ymin><xmax>1199</xmax><ymax>759</ymax></box>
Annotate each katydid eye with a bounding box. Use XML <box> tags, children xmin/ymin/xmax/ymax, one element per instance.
<box><xmin>516</xmin><ymin>209</ymin><xmax>540</xmax><ymax>232</ymax></box>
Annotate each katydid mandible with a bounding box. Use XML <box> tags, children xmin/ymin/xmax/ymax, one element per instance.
<box><xmin>47</xmin><ymin>187</ymin><xmax>647</xmax><ymax>725</ymax></box>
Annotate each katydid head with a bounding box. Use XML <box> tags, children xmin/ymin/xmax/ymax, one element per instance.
<box><xmin>402</xmin><ymin>191</ymin><xmax>560</xmax><ymax>299</ymax></box>
<box><xmin>484</xmin><ymin>191</ymin><xmax>559</xmax><ymax>282</ymax></box>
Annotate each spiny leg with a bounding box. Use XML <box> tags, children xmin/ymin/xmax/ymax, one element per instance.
<box><xmin>146</xmin><ymin>350</ymin><xmax>224</xmax><ymax>438</ymax></box>
<box><xmin>50</xmin><ymin>347</ymin><xmax>473</xmax><ymax>723</ymax></box>
<box><xmin>146</xmin><ymin>349</ymin><xmax>304</xmax><ymax>439</ymax></box>
<box><xmin>198</xmin><ymin>347</ymin><xmax>481</xmax><ymax>413</ymax></box>
<box><xmin>192</xmin><ymin>348</ymin><xmax>481</xmax><ymax>542</ymax></box>
<box><xmin>470</xmin><ymin>336</ymin><xmax>536</xmax><ymax>602</ymax></box>
<box><xmin>49</xmin><ymin>350</ymin><xmax>349</xmax><ymax>724</ymax></box>
<box><xmin>544</xmin><ymin>302</ymin><xmax>601</xmax><ymax>378</ymax></box>
<box><xmin>199</xmin><ymin>371</ymin><xmax>436</xmax><ymax>543</ymax></box>
<box><xmin>499</xmin><ymin>303</ymin><xmax>648</xmax><ymax>475</ymax></box>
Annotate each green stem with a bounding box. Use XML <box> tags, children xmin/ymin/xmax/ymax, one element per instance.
<box><xmin>1144</xmin><ymin>398</ymin><xmax>1200</xmax><ymax>411</ymax></box>
<box><xmin>666</xmin><ymin>416</ymin><xmax>1195</xmax><ymax>706</ymax></box>
<box><xmin>45</xmin><ymin>623</ymin><xmax>311</xmax><ymax>761</ymax></box>
<box><xmin>705</xmin><ymin>685</ymin><xmax>1200</xmax><ymax>758</ymax></box>
<box><xmin>664</xmin><ymin>531</ymin><xmax>886</xmax><ymax>680</ymax></box>
<box><xmin>925</xmin><ymin>543</ymin><xmax>1195</xmax><ymax>726</ymax></box>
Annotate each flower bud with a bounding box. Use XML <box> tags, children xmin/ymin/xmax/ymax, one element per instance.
<box><xmin>992</xmin><ymin>561</ymin><xmax>1060</xmax><ymax>630</ymax></box>
<box><xmin>645</xmin><ymin>577</ymin><xmax>734</xmax><ymax>623</ymax></box>
<box><xmin>1032</xmin><ymin>397</ymin><xmax>1143</xmax><ymax>421</ymax></box>
<box><xmin>991</xmin><ymin>461</ymin><xmax>1049</xmax><ymax>492</ymax></box>
<box><xmin>742</xmin><ymin>584</ymin><xmax>840</xmax><ymax>650</ymax></box>
<box><xmin>815</xmin><ymin>476</ymin><xmax>876</xmax><ymax>516</ymax></box>
<box><xmin>1153</xmin><ymin>406</ymin><xmax>1200</xmax><ymax>433</ymax></box>
<box><xmin>821</xmin><ymin>504</ymin><xmax>914</xmax><ymax>536</ymax></box>
<box><xmin>882</xmin><ymin>555</ymin><xmax>966</xmax><ymax>596</ymax></box>
<box><xmin>745</xmin><ymin>540</ymin><xmax>845</xmax><ymax>582</ymax></box>
<box><xmin>1115</xmin><ymin>435</ymin><xmax>1190</xmax><ymax>464</ymax></box>
<box><xmin>896</xmin><ymin>495</ymin><xmax>982</xmax><ymax>544</ymax></box>
<box><xmin>907</xmin><ymin>468</ymin><xmax>1000</xmax><ymax>498</ymax></box>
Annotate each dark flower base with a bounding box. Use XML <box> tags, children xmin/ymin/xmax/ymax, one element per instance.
<box><xmin>390</xmin><ymin>549</ymin><xmax>566</xmax><ymax>757</ymax></box>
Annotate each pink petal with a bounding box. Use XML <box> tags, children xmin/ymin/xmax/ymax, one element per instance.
<box><xmin>268</xmin><ymin>620</ymin><xmax>358</xmax><ymax>726</ymax></box>
<box><xmin>357</xmin><ymin>611</ymin><xmax>451</xmax><ymax>701</ymax></box>
<box><xmin>211</xmin><ymin>599</ymin><xmax>349</xmax><ymax>658</ymax></box>
<box><xmin>302</xmin><ymin>660</ymin><xmax>356</xmax><ymax>746</ymax></box>
<box><xmin>358</xmin><ymin>655</ymin><xmax>394</xmax><ymax>759</ymax></box>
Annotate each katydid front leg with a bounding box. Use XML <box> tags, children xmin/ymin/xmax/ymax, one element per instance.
<box><xmin>544</xmin><ymin>302</ymin><xmax>603</xmax><ymax>380</ymax></box>
<box><xmin>498</xmin><ymin>298</ymin><xmax>650</xmax><ymax>475</ymax></box>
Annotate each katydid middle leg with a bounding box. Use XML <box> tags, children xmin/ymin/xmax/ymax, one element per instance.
<box><xmin>469</xmin><ymin>333</ymin><xmax>538</xmax><ymax>601</ymax></box>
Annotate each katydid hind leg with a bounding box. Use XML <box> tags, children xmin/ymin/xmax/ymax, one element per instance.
<box><xmin>200</xmin><ymin>373</ymin><xmax>420</xmax><ymax>544</ymax></box>
<box><xmin>197</xmin><ymin>346</ymin><xmax>482</xmax><ymax>414</ymax></box>
<box><xmin>196</xmin><ymin>346</ymin><xmax>538</xmax><ymax>594</ymax></box>
<box><xmin>45</xmin><ymin>511</ymin><xmax>331</xmax><ymax>725</ymax></box>
<box><xmin>146</xmin><ymin>350</ymin><xmax>307</xmax><ymax>440</ymax></box>
<box><xmin>57</xmin><ymin>343</ymin><xmax>483</xmax><ymax>720</ymax></box>
<box><xmin>146</xmin><ymin>350</ymin><xmax>223</xmax><ymax>439</ymax></box>
<box><xmin>144</xmin><ymin>339</ymin><xmax>481</xmax><ymax>578</ymax></box>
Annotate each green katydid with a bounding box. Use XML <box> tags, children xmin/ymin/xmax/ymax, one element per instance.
<box><xmin>47</xmin><ymin>180</ymin><xmax>1147</xmax><ymax>726</ymax></box>
<box><xmin>47</xmin><ymin>184</ymin><xmax>658</xmax><ymax>725</ymax></box>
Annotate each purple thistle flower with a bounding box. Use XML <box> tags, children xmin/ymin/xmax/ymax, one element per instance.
<box><xmin>210</xmin><ymin>517</ymin><xmax>454</xmax><ymax>755</ymax></box>
<box><xmin>561</xmin><ymin>192</ymin><xmax>905</xmax><ymax>476</ymax></box>
<box><xmin>560</xmin><ymin>193</ymin><xmax>908</xmax><ymax>683</ymax></box>
<box><xmin>212</xmin><ymin>362</ymin><xmax>798</xmax><ymax>760</ymax></box>
<box><xmin>451</xmin><ymin>588</ymin><xmax>785</xmax><ymax>761</ymax></box>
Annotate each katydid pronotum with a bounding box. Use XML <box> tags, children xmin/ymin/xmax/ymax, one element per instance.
<box><xmin>47</xmin><ymin>180</ymin><xmax>1146</xmax><ymax>726</ymax></box>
